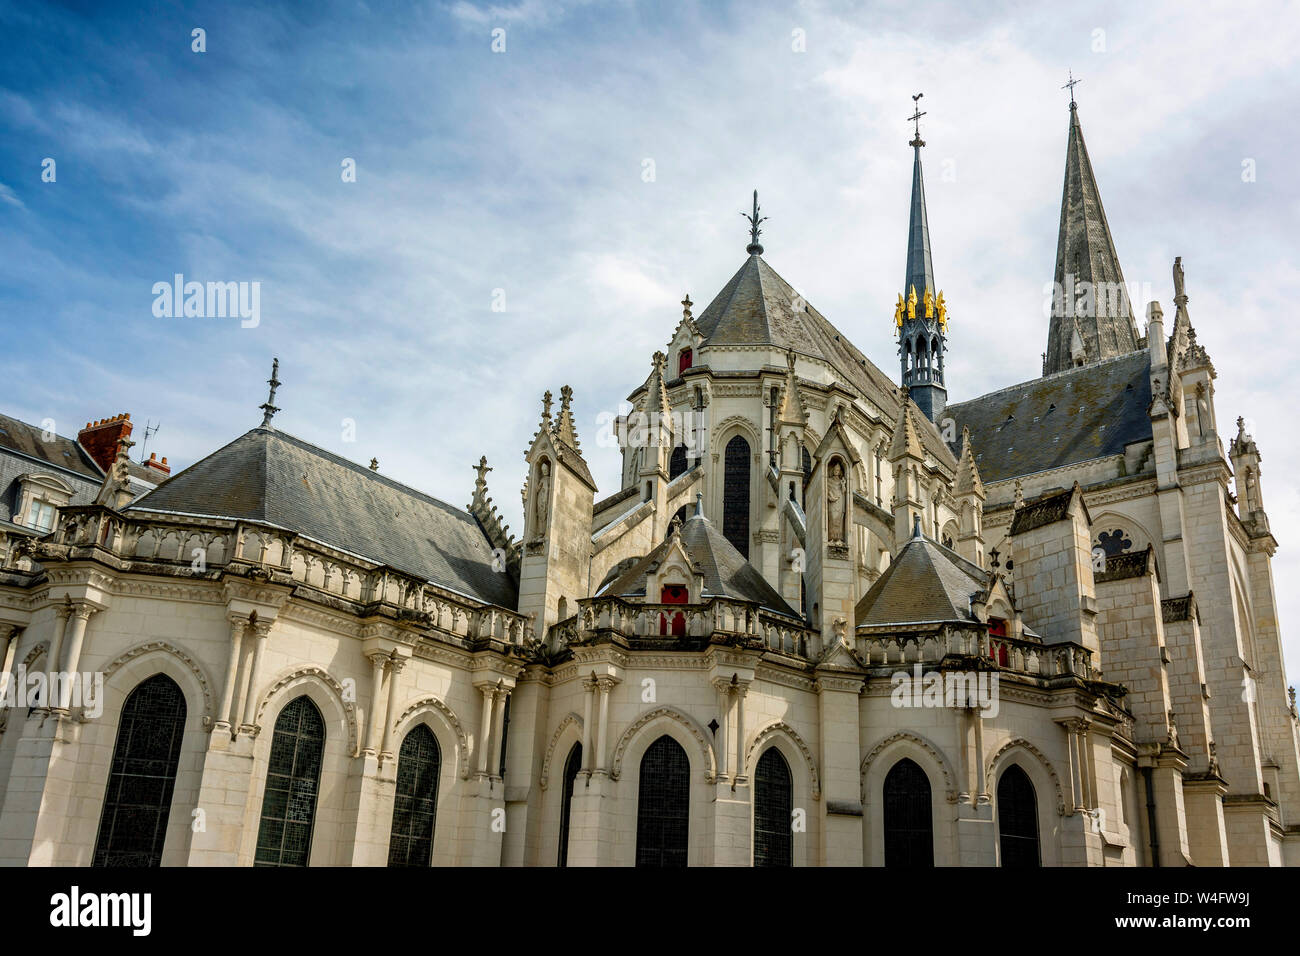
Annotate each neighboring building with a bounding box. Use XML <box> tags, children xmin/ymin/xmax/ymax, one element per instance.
<box><xmin>0</xmin><ymin>96</ymin><xmax>1295</xmax><ymax>867</ymax></box>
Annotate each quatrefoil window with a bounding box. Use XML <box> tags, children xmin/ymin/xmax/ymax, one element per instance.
<box><xmin>1095</xmin><ymin>529</ymin><xmax>1133</xmax><ymax>556</ymax></box>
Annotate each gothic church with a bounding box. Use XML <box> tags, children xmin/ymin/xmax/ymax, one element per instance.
<box><xmin>0</xmin><ymin>95</ymin><xmax>1295</xmax><ymax>867</ymax></box>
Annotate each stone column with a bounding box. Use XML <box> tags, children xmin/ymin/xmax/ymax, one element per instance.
<box><xmin>594</xmin><ymin>677</ymin><xmax>614</xmax><ymax>774</ymax></box>
<box><xmin>488</xmin><ymin>686</ymin><xmax>508</xmax><ymax>777</ymax></box>
<box><xmin>712</xmin><ymin>679</ymin><xmax>732</xmax><ymax>778</ymax></box>
<box><xmin>379</xmin><ymin>655</ymin><xmax>404</xmax><ymax>760</ymax></box>
<box><xmin>238</xmin><ymin>619</ymin><xmax>272</xmax><ymax>734</ymax></box>
<box><xmin>43</xmin><ymin>605</ymin><xmax>71</xmax><ymax>712</ymax></box>
<box><xmin>214</xmin><ymin>615</ymin><xmax>248</xmax><ymax>734</ymax></box>
<box><xmin>580</xmin><ymin>676</ymin><xmax>595</xmax><ymax>772</ymax></box>
<box><xmin>733</xmin><ymin>681</ymin><xmax>748</xmax><ymax>785</ymax></box>
<box><xmin>0</xmin><ymin>625</ymin><xmax>18</xmax><ymax>703</ymax></box>
<box><xmin>55</xmin><ymin>604</ymin><xmax>95</xmax><ymax>712</ymax></box>
<box><xmin>476</xmin><ymin>683</ymin><xmax>496</xmax><ymax>776</ymax></box>
<box><xmin>363</xmin><ymin>652</ymin><xmax>388</xmax><ymax>756</ymax></box>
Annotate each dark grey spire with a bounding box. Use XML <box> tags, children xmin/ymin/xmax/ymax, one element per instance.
<box><xmin>259</xmin><ymin>358</ymin><xmax>281</xmax><ymax>428</ymax></box>
<box><xmin>1043</xmin><ymin>90</ymin><xmax>1141</xmax><ymax>375</ymax></box>
<box><xmin>904</xmin><ymin>94</ymin><xmax>934</xmax><ymax>301</ymax></box>
<box><xmin>896</xmin><ymin>94</ymin><xmax>947</xmax><ymax>424</ymax></box>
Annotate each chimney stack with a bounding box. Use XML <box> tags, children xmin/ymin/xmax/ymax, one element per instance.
<box><xmin>78</xmin><ymin>414</ymin><xmax>133</xmax><ymax>472</ymax></box>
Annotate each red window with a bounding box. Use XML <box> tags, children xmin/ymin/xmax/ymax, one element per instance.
<box><xmin>988</xmin><ymin>617</ymin><xmax>1008</xmax><ymax>637</ymax></box>
<box><xmin>660</xmin><ymin>585</ymin><xmax>688</xmax><ymax>636</ymax></box>
<box><xmin>678</xmin><ymin>349</ymin><xmax>692</xmax><ymax>375</ymax></box>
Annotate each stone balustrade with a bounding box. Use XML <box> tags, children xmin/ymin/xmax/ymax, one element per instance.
<box><xmin>857</xmin><ymin>627</ymin><xmax>1094</xmax><ymax>679</ymax></box>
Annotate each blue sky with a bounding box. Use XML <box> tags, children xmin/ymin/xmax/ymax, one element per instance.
<box><xmin>3</xmin><ymin>0</ymin><xmax>1299</xmax><ymax>683</ymax></box>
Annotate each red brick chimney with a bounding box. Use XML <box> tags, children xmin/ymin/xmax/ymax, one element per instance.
<box><xmin>144</xmin><ymin>452</ymin><xmax>171</xmax><ymax>477</ymax></box>
<box><xmin>78</xmin><ymin>414</ymin><xmax>133</xmax><ymax>472</ymax></box>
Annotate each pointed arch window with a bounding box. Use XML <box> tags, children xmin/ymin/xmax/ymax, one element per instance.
<box><xmin>754</xmin><ymin>747</ymin><xmax>793</xmax><ymax>866</ymax></box>
<box><xmin>635</xmin><ymin>735</ymin><xmax>689</xmax><ymax>867</ymax></box>
<box><xmin>997</xmin><ymin>764</ymin><xmax>1040</xmax><ymax>867</ymax></box>
<box><xmin>883</xmin><ymin>758</ymin><xmax>933</xmax><ymax>867</ymax></box>
<box><xmin>669</xmin><ymin>444</ymin><xmax>688</xmax><ymax>480</ymax></box>
<box><xmin>557</xmin><ymin>742</ymin><xmax>582</xmax><ymax>867</ymax></box>
<box><xmin>723</xmin><ymin>435</ymin><xmax>751</xmax><ymax>558</ymax></box>
<box><xmin>254</xmin><ymin>695</ymin><xmax>325</xmax><ymax>867</ymax></box>
<box><xmin>389</xmin><ymin>723</ymin><xmax>441</xmax><ymax>866</ymax></box>
<box><xmin>93</xmin><ymin>673</ymin><xmax>187</xmax><ymax>867</ymax></box>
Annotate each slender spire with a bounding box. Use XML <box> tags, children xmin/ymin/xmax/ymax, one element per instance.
<box><xmin>903</xmin><ymin>94</ymin><xmax>934</xmax><ymax>304</ymax></box>
<box><xmin>1062</xmin><ymin>69</ymin><xmax>1081</xmax><ymax>109</ymax></box>
<box><xmin>1043</xmin><ymin>87</ymin><xmax>1141</xmax><ymax>375</ymax></box>
<box><xmin>259</xmin><ymin>357</ymin><xmax>281</xmax><ymax>428</ymax></box>
<box><xmin>742</xmin><ymin>189</ymin><xmax>767</xmax><ymax>255</ymax></box>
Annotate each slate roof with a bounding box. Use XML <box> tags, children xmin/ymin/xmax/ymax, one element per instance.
<box><xmin>597</xmin><ymin>512</ymin><xmax>798</xmax><ymax>618</ymax></box>
<box><xmin>693</xmin><ymin>254</ymin><xmax>957</xmax><ymax>470</ymax></box>
<box><xmin>904</xmin><ymin>144</ymin><xmax>935</xmax><ymax>299</ymax></box>
<box><xmin>0</xmin><ymin>413</ymin><xmax>103</xmax><ymax>482</ymax></box>
<box><xmin>130</xmin><ymin>427</ymin><xmax>518</xmax><ymax>608</ymax></box>
<box><xmin>945</xmin><ymin>349</ymin><xmax>1152</xmax><ymax>484</ymax></box>
<box><xmin>1044</xmin><ymin>103</ymin><xmax>1141</xmax><ymax>374</ymax></box>
<box><xmin>0</xmin><ymin>414</ymin><xmax>103</xmax><ymax>527</ymax></box>
<box><xmin>854</xmin><ymin>532</ymin><xmax>991</xmax><ymax>627</ymax></box>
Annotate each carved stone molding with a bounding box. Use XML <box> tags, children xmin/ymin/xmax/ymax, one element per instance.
<box><xmin>101</xmin><ymin>640</ymin><xmax>216</xmax><ymax>728</ymax></box>
<box><xmin>985</xmin><ymin>737</ymin><xmax>1067</xmax><ymax>817</ymax></box>
<box><xmin>610</xmin><ymin>706</ymin><xmax>717</xmax><ymax>783</ymax></box>
<box><xmin>539</xmin><ymin>711</ymin><xmax>584</xmax><ymax>789</ymax></box>
<box><xmin>254</xmin><ymin>665</ymin><xmax>360</xmax><ymax>755</ymax></box>
<box><xmin>394</xmin><ymin>696</ymin><xmax>471</xmax><ymax>779</ymax></box>
<box><xmin>746</xmin><ymin>721</ymin><xmax>821</xmax><ymax>799</ymax></box>
<box><xmin>861</xmin><ymin>730</ymin><xmax>959</xmax><ymax>805</ymax></box>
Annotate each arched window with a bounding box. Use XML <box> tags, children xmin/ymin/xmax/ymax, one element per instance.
<box><xmin>801</xmin><ymin>446</ymin><xmax>812</xmax><ymax>507</ymax></box>
<box><xmin>997</xmin><ymin>764</ymin><xmax>1040</xmax><ymax>867</ymax></box>
<box><xmin>93</xmin><ymin>673</ymin><xmax>187</xmax><ymax>867</ymax></box>
<box><xmin>669</xmin><ymin>444</ymin><xmax>688</xmax><ymax>480</ymax></box>
<box><xmin>636</xmin><ymin>735</ymin><xmax>689</xmax><ymax>867</ymax></box>
<box><xmin>883</xmin><ymin>758</ymin><xmax>933</xmax><ymax>867</ymax></box>
<box><xmin>723</xmin><ymin>435</ymin><xmax>751</xmax><ymax>558</ymax></box>
<box><xmin>254</xmin><ymin>695</ymin><xmax>325</xmax><ymax>867</ymax></box>
<box><xmin>389</xmin><ymin>723</ymin><xmax>441</xmax><ymax>867</ymax></box>
<box><xmin>659</xmin><ymin>584</ymin><xmax>688</xmax><ymax>636</ymax></box>
<box><xmin>754</xmin><ymin>747</ymin><xmax>793</xmax><ymax>867</ymax></box>
<box><xmin>558</xmin><ymin>742</ymin><xmax>582</xmax><ymax>867</ymax></box>
<box><xmin>678</xmin><ymin>348</ymin><xmax>692</xmax><ymax>375</ymax></box>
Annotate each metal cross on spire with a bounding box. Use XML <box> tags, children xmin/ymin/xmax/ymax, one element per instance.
<box><xmin>259</xmin><ymin>357</ymin><xmax>281</xmax><ymax>428</ymax></box>
<box><xmin>1062</xmin><ymin>70</ymin><xmax>1081</xmax><ymax>108</ymax></box>
<box><xmin>908</xmin><ymin>92</ymin><xmax>926</xmax><ymax>148</ymax></box>
<box><xmin>742</xmin><ymin>189</ymin><xmax>767</xmax><ymax>255</ymax></box>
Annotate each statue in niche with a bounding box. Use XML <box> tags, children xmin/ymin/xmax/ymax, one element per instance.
<box><xmin>827</xmin><ymin>459</ymin><xmax>847</xmax><ymax>545</ymax></box>
<box><xmin>533</xmin><ymin>460</ymin><xmax>550</xmax><ymax>538</ymax></box>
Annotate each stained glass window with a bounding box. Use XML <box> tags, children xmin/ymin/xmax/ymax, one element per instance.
<box><xmin>753</xmin><ymin>747</ymin><xmax>792</xmax><ymax>866</ymax></box>
<box><xmin>669</xmin><ymin>444</ymin><xmax>688</xmax><ymax>480</ymax></box>
<box><xmin>389</xmin><ymin>724</ymin><xmax>441</xmax><ymax>867</ymax></box>
<box><xmin>883</xmin><ymin>758</ymin><xmax>933</xmax><ymax>867</ymax></box>
<box><xmin>635</xmin><ymin>735</ymin><xmax>689</xmax><ymax>867</ymax></box>
<box><xmin>254</xmin><ymin>695</ymin><xmax>325</xmax><ymax>867</ymax></box>
<box><xmin>723</xmin><ymin>436</ymin><xmax>751</xmax><ymax>558</ymax></box>
<box><xmin>92</xmin><ymin>674</ymin><xmax>187</xmax><ymax>867</ymax></box>
<box><xmin>997</xmin><ymin>764</ymin><xmax>1040</xmax><ymax>867</ymax></box>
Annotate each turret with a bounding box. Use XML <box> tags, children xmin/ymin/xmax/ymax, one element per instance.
<box><xmin>1230</xmin><ymin>417</ymin><xmax>1269</xmax><ymax>536</ymax></box>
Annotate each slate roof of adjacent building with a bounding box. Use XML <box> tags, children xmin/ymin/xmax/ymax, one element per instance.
<box><xmin>130</xmin><ymin>426</ymin><xmax>518</xmax><ymax>608</ymax></box>
<box><xmin>945</xmin><ymin>349</ymin><xmax>1152</xmax><ymax>485</ymax></box>
<box><xmin>854</xmin><ymin>530</ymin><xmax>990</xmax><ymax>627</ymax></box>
<box><xmin>0</xmin><ymin>413</ymin><xmax>104</xmax><ymax>528</ymax></box>
<box><xmin>597</xmin><ymin>511</ymin><xmax>799</xmax><ymax>618</ymax></box>
<box><xmin>692</xmin><ymin>253</ymin><xmax>957</xmax><ymax>470</ymax></box>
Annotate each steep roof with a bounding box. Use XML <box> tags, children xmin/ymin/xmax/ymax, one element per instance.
<box><xmin>130</xmin><ymin>427</ymin><xmax>517</xmax><ymax>608</ymax></box>
<box><xmin>692</xmin><ymin>254</ymin><xmax>957</xmax><ymax>470</ymax></box>
<box><xmin>903</xmin><ymin>144</ymin><xmax>935</xmax><ymax>298</ymax></box>
<box><xmin>0</xmin><ymin>413</ymin><xmax>104</xmax><ymax>482</ymax></box>
<box><xmin>855</xmin><ymin>532</ymin><xmax>990</xmax><ymax>627</ymax></box>
<box><xmin>1044</xmin><ymin>102</ymin><xmax>1141</xmax><ymax>375</ymax></box>
<box><xmin>945</xmin><ymin>350</ymin><xmax>1152</xmax><ymax>485</ymax></box>
<box><xmin>598</xmin><ymin>512</ymin><xmax>798</xmax><ymax>617</ymax></box>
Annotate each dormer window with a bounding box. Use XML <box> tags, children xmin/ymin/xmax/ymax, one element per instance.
<box><xmin>14</xmin><ymin>473</ymin><xmax>75</xmax><ymax>535</ymax></box>
<box><xmin>678</xmin><ymin>348</ymin><xmax>692</xmax><ymax>375</ymax></box>
<box><xmin>28</xmin><ymin>500</ymin><xmax>56</xmax><ymax>532</ymax></box>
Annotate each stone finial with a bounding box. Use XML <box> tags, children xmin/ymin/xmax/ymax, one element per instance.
<box><xmin>681</xmin><ymin>294</ymin><xmax>693</xmax><ymax>320</ymax></box>
<box><xmin>554</xmin><ymin>385</ymin><xmax>582</xmax><ymax>451</ymax></box>
<box><xmin>369</xmin><ymin>458</ymin><xmax>379</xmax><ymax>471</ymax></box>
<box><xmin>541</xmin><ymin>390</ymin><xmax>553</xmax><ymax>423</ymax></box>
<box><xmin>742</xmin><ymin>189</ymin><xmax>767</xmax><ymax>255</ymax></box>
<box><xmin>1013</xmin><ymin>479</ymin><xmax>1025</xmax><ymax>510</ymax></box>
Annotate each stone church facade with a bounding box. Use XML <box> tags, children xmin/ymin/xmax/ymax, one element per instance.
<box><xmin>0</xmin><ymin>98</ymin><xmax>1296</xmax><ymax>867</ymax></box>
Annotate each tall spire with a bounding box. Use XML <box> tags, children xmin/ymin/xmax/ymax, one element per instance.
<box><xmin>895</xmin><ymin>94</ymin><xmax>947</xmax><ymax>424</ymax></box>
<box><xmin>1043</xmin><ymin>82</ymin><xmax>1141</xmax><ymax>375</ymax></box>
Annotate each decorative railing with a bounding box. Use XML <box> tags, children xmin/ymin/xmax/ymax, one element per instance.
<box><xmin>552</xmin><ymin>594</ymin><xmax>813</xmax><ymax>658</ymax></box>
<box><xmin>857</xmin><ymin>628</ymin><xmax>1093</xmax><ymax>679</ymax></box>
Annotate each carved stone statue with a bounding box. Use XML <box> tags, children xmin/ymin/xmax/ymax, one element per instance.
<box><xmin>1173</xmin><ymin>256</ymin><xmax>1185</xmax><ymax>301</ymax></box>
<box><xmin>533</xmin><ymin>460</ymin><xmax>550</xmax><ymax>537</ymax></box>
<box><xmin>827</xmin><ymin>459</ymin><xmax>847</xmax><ymax>545</ymax></box>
